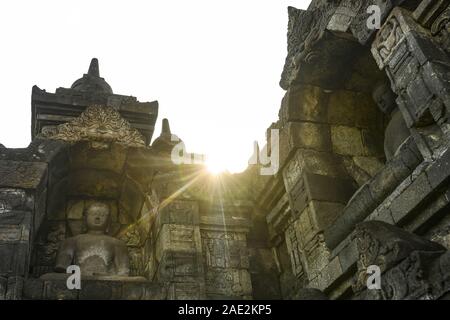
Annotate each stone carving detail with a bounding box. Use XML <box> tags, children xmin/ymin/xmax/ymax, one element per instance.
<box><xmin>327</xmin><ymin>0</ymin><xmax>362</xmax><ymax>32</ymax></box>
<box><xmin>280</xmin><ymin>4</ymin><xmax>337</xmax><ymax>89</ymax></box>
<box><xmin>372</xmin><ymin>7</ymin><xmax>450</xmax><ymax>132</ymax></box>
<box><xmin>202</xmin><ymin>231</ymin><xmax>248</xmax><ymax>269</ymax></box>
<box><xmin>34</xmin><ymin>223</ymin><xmax>66</xmax><ymax>272</ymax></box>
<box><xmin>374</xmin><ymin>16</ymin><xmax>405</xmax><ymax>62</ymax></box>
<box><xmin>353</xmin><ymin>221</ymin><xmax>448</xmax><ymax>299</ymax></box>
<box><xmin>431</xmin><ymin>5</ymin><xmax>450</xmax><ymax>53</ymax></box>
<box><xmin>285</xmin><ymin>224</ymin><xmax>304</xmax><ymax>278</ymax></box>
<box><xmin>40</xmin><ymin>105</ymin><xmax>146</xmax><ymax>147</ymax></box>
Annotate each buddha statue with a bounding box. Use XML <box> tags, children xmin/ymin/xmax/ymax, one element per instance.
<box><xmin>372</xmin><ymin>81</ymin><xmax>410</xmax><ymax>160</ymax></box>
<box><xmin>54</xmin><ymin>202</ymin><xmax>129</xmax><ymax>276</ymax></box>
<box><xmin>42</xmin><ymin>201</ymin><xmax>145</xmax><ymax>281</ymax></box>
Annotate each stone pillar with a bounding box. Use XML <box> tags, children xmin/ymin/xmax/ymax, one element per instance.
<box><xmin>199</xmin><ymin>202</ymin><xmax>253</xmax><ymax>299</ymax></box>
<box><xmin>278</xmin><ymin>83</ymin><xmax>384</xmax><ymax>290</ymax></box>
<box><xmin>153</xmin><ymin>200</ymin><xmax>205</xmax><ymax>299</ymax></box>
<box><xmin>0</xmin><ymin>160</ymin><xmax>48</xmax><ymax>300</ymax></box>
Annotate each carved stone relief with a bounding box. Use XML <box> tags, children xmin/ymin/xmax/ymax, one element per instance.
<box><xmin>40</xmin><ymin>105</ymin><xmax>146</xmax><ymax>148</ymax></box>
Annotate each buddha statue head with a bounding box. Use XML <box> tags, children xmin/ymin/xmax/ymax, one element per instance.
<box><xmin>84</xmin><ymin>202</ymin><xmax>111</xmax><ymax>234</ymax></box>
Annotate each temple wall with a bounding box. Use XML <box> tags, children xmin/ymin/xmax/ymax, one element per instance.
<box><xmin>257</xmin><ymin>0</ymin><xmax>450</xmax><ymax>300</ymax></box>
<box><xmin>0</xmin><ymin>0</ymin><xmax>449</xmax><ymax>300</ymax></box>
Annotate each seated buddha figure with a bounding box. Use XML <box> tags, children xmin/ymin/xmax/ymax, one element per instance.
<box><xmin>54</xmin><ymin>202</ymin><xmax>130</xmax><ymax>278</ymax></box>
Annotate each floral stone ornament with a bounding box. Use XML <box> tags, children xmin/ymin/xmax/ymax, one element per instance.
<box><xmin>40</xmin><ymin>105</ymin><xmax>146</xmax><ymax>148</ymax></box>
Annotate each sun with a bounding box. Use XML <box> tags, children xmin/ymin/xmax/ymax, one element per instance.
<box><xmin>205</xmin><ymin>159</ymin><xmax>228</xmax><ymax>175</ymax></box>
<box><xmin>203</xmin><ymin>149</ymin><xmax>250</xmax><ymax>175</ymax></box>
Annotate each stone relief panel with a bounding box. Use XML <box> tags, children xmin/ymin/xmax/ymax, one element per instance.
<box><xmin>284</xmin><ymin>224</ymin><xmax>305</xmax><ymax>278</ymax></box>
<box><xmin>352</xmin><ymin>221</ymin><xmax>448</xmax><ymax>299</ymax></box>
<box><xmin>202</xmin><ymin>231</ymin><xmax>249</xmax><ymax>269</ymax></box>
<box><xmin>32</xmin><ymin>222</ymin><xmax>66</xmax><ymax>277</ymax></box>
<box><xmin>201</xmin><ymin>230</ymin><xmax>252</xmax><ymax>298</ymax></box>
<box><xmin>372</xmin><ymin>14</ymin><xmax>406</xmax><ymax>66</ymax></box>
<box><xmin>40</xmin><ymin>105</ymin><xmax>146</xmax><ymax>148</ymax></box>
<box><xmin>431</xmin><ymin>5</ymin><xmax>450</xmax><ymax>53</ymax></box>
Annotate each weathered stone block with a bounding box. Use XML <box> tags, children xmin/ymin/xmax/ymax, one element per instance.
<box><xmin>68</xmin><ymin>169</ymin><xmax>120</xmax><ymax>198</ymax></box>
<box><xmin>295</xmin><ymin>208</ymin><xmax>315</xmax><ymax>247</ymax></box>
<box><xmin>122</xmin><ymin>281</ymin><xmax>167</xmax><ymax>300</ymax></box>
<box><xmin>338</xmin><ymin>240</ymin><xmax>358</xmax><ymax>273</ymax></box>
<box><xmin>331</xmin><ymin>125</ymin><xmax>365</xmax><ymax>156</ymax></box>
<box><xmin>0</xmin><ymin>209</ymin><xmax>32</xmax><ymax>226</ymax></box>
<box><xmin>303</xmin><ymin>234</ymin><xmax>333</xmax><ymax>279</ymax></box>
<box><xmin>202</xmin><ymin>231</ymin><xmax>249</xmax><ymax>269</ymax></box>
<box><xmin>155</xmin><ymin>224</ymin><xmax>201</xmax><ymax>262</ymax></box>
<box><xmin>47</xmin><ymin>177</ymin><xmax>67</xmax><ymax>221</ymax></box>
<box><xmin>0</xmin><ymin>160</ymin><xmax>47</xmax><ymax>189</ymax></box>
<box><xmin>324</xmin><ymin>184</ymin><xmax>375</xmax><ymax>249</ymax></box>
<box><xmin>0</xmin><ymin>276</ymin><xmax>7</xmax><ymax>299</ymax></box>
<box><xmin>42</xmin><ymin>280</ymin><xmax>78</xmax><ymax>300</ymax></box>
<box><xmin>66</xmin><ymin>200</ymin><xmax>84</xmax><ymax>220</ymax></box>
<box><xmin>199</xmin><ymin>203</ymin><xmax>252</xmax><ymax>229</ymax></box>
<box><xmin>346</xmin><ymin>156</ymin><xmax>384</xmax><ymax>185</ymax></box>
<box><xmin>69</xmin><ymin>142</ymin><xmax>127</xmax><ymax>174</ymax></box>
<box><xmin>304</xmin><ymin>172</ymin><xmax>356</xmax><ymax>205</ymax></box>
<box><xmin>205</xmin><ymin>268</ymin><xmax>252</xmax><ymax>297</ymax></box>
<box><xmin>284</xmin><ymin>223</ymin><xmax>305</xmax><ymax>277</ymax></box>
<box><xmin>156</xmin><ymin>200</ymin><xmax>199</xmax><ymax>228</ymax></box>
<box><xmin>287</xmin><ymin>122</ymin><xmax>331</xmax><ymax>152</ymax></box>
<box><xmin>390</xmin><ymin>172</ymin><xmax>432</xmax><ymax>223</ymax></box>
<box><xmin>425</xmin><ymin>148</ymin><xmax>450</xmax><ymax>189</ymax></box>
<box><xmin>287</xmin><ymin>177</ymin><xmax>308</xmax><ymax>216</ymax></box>
<box><xmin>0</xmin><ymin>189</ymin><xmax>33</xmax><ymax>214</ymax></box>
<box><xmin>327</xmin><ymin>89</ymin><xmax>381</xmax><ymax>130</ymax></box>
<box><xmin>156</xmin><ymin>251</ymin><xmax>202</xmax><ymax>281</ymax></box>
<box><xmin>248</xmin><ymin>247</ymin><xmax>281</xmax><ymax>299</ymax></box>
<box><xmin>280</xmin><ymin>84</ymin><xmax>327</xmax><ymax>123</ymax></box>
<box><xmin>327</xmin><ymin>90</ymin><xmax>357</xmax><ymax>127</ymax></box>
<box><xmin>79</xmin><ymin>280</ymin><xmax>122</xmax><ymax>300</ymax></box>
<box><xmin>23</xmin><ymin>278</ymin><xmax>44</xmax><ymax>300</ymax></box>
<box><xmin>310</xmin><ymin>256</ymin><xmax>343</xmax><ymax>291</ymax></box>
<box><xmin>266</xmin><ymin>193</ymin><xmax>291</xmax><ymax>235</ymax></box>
<box><xmin>6</xmin><ymin>276</ymin><xmax>24</xmax><ymax>300</ymax></box>
<box><xmin>282</xmin><ymin>151</ymin><xmax>303</xmax><ymax>193</ymax></box>
<box><xmin>368</xmin><ymin>207</ymin><xmax>395</xmax><ymax>224</ymax></box>
<box><xmin>309</xmin><ymin>200</ymin><xmax>346</xmax><ymax>231</ymax></box>
<box><xmin>119</xmin><ymin>176</ymin><xmax>144</xmax><ymax>222</ymax></box>
<box><xmin>368</xmin><ymin>158</ymin><xmax>407</xmax><ymax>202</ymax></box>
<box><xmin>168</xmin><ymin>282</ymin><xmax>204</xmax><ymax>300</ymax></box>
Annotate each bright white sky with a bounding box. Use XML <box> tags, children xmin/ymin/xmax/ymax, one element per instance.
<box><xmin>0</xmin><ymin>0</ymin><xmax>311</xmax><ymax>173</ymax></box>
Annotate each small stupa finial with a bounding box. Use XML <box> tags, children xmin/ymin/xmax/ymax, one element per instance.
<box><xmin>88</xmin><ymin>58</ymin><xmax>100</xmax><ymax>77</ymax></box>
<box><xmin>161</xmin><ymin>118</ymin><xmax>171</xmax><ymax>136</ymax></box>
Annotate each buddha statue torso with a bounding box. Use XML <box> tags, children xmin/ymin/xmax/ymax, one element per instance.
<box><xmin>53</xmin><ymin>202</ymin><xmax>130</xmax><ymax>277</ymax></box>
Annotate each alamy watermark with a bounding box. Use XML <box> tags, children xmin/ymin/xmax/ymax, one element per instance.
<box><xmin>169</xmin><ymin>129</ymin><xmax>280</xmax><ymax>176</ymax></box>
<box><xmin>170</xmin><ymin>135</ymin><xmax>206</xmax><ymax>165</ymax></box>
<box><xmin>66</xmin><ymin>265</ymin><xmax>81</xmax><ymax>290</ymax></box>
<box><xmin>248</xmin><ymin>129</ymin><xmax>279</xmax><ymax>176</ymax></box>
<box><xmin>366</xmin><ymin>265</ymin><xmax>381</xmax><ymax>290</ymax></box>
<box><xmin>366</xmin><ymin>5</ymin><xmax>381</xmax><ymax>30</ymax></box>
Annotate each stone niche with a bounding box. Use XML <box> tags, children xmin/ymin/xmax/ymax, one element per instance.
<box><xmin>1</xmin><ymin>58</ymin><xmax>257</xmax><ymax>300</ymax></box>
<box><xmin>25</xmin><ymin>135</ymin><xmax>162</xmax><ymax>299</ymax></box>
<box><xmin>32</xmin><ymin>142</ymin><xmax>153</xmax><ymax>276</ymax></box>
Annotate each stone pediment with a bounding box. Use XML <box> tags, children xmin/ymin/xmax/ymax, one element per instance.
<box><xmin>40</xmin><ymin>105</ymin><xmax>146</xmax><ymax>148</ymax></box>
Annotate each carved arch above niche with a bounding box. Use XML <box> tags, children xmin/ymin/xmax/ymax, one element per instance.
<box><xmin>39</xmin><ymin>105</ymin><xmax>146</xmax><ymax>148</ymax></box>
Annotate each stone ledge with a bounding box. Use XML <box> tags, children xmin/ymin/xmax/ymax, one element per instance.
<box><xmin>22</xmin><ymin>278</ymin><xmax>167</xmax><ymax>300</ymax></box>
